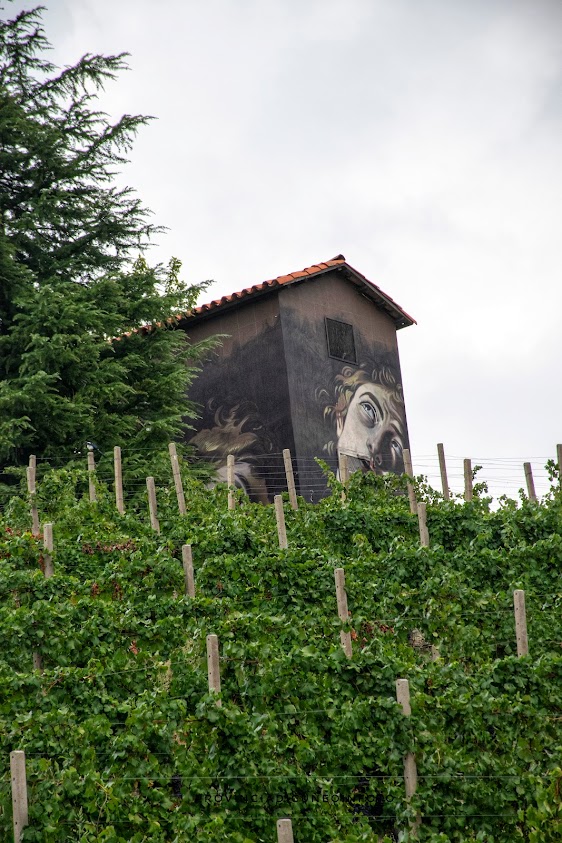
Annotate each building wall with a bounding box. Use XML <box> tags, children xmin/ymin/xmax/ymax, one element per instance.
<box><xmin>279</xmin><ymin>269</ymin><xmax>410</xmax><ymax>501</ymax></box>
<box><xmin>183</xmin><ymin>294</ymin><xmax>295</xmax><ymax>502</ymax></box>
<box><xmin>183</xmin><ymin>269</ymin><xmax>410</xmax><ymax>503</ymax></box>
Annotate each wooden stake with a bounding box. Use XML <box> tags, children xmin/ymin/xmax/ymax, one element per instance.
<box><xmin>514</xmin><ymin>589</ymin><xmax>529</xmax><ymax>657</ymax></box>
<box><xmin>463</xmin><ymin>458</ymin><xmax>473</xmax><ymax>502</ymax></box>
<box><xmin>417</xmin><ymin>502</ymin><xmax>429</xmax><ymax>547</ymax></box>
<box><xmin>182</xmin><ymin>544</ymin><xmax>195</xmax><ymax>598</ymax></box>
<box><xmin>274</xmin><ymin>495</ymin><xmax>288</xmax><ymax>549</ymax></box>
<box><xmin>10</xmin><ymin>750</ymin><xmax>28</xmax><ymax>843</ymax></box>
<box><xmin>338</xmin><ymin>451</ymin><xmax>349</xmax><ymax>503</ymax></box>
<box><xmin>403</xmin><ymin>449</ymin><xmax>417</xmax><ymax>514</ymax></box>
<box><xmin>32</xmin><ymin>652</ymin><xmax>43</xmax><ymax>673</ymax></box>
<box><xmin>206</xmin><ymin>634</ymin><xmax>221</xmax><ymax>705</ymax></box>
<box><xmin>227</xmin><ymin>454</ymin><xmax>235</xmax><ymax>511</ymax></box>
<box><xmin>557</xmin><ymin>444</ymin><xmax>562</xmax><ymax>489</ymax></box>
<box><xmin>396</xmin><ymin>678</ymin><xmax>411</xmax><ymax>717</ymax></box>
<box><xmin>169</xmin><ymin>443</ymin><xmax>187</xmax><ymax>515</ymax></box>
<box><xmin>87</xmin><ymin>445</ymin><xmax>97</xmax><ymax>503</ymax></box>
<box><xmin>27</xmin><ymin>456</ymin><xmax>40</xmax><ymax>537</ymax></box>
<box><xmin>338</xmin><ymin>451</ymin><xmax>349</xmax><ymax>485</ymax></box>
<box><xmin>334</xmin><ymin>568</ymin><xmax>352</xmax><ymax>658</ymax></box>
<box><xmin>114</xmin><ymin>446</ymin><xmax>124</xmax><ymax>515</ymax></box>
<box><xmin>146</xmin><ymin>477</ymin><xmax>160</xmax><ymax>534</ymax></box>
<box><xmin>43</xmin><ymin>522</ymin><xmax>54</xmax><ymax>579</ymax></box>
<box><xmin>396</xmin><ymin>679</ymin><xmax>420</xmax><ymax>835</ymax></box>
<box><xmin>283</xmin><ymin>449</ymin><xmax>298</xmax><ymax>511</ymax></box>
<box><xmin>437</xmin><ymin>443</ymin><xmax>450</xmax><ymax>501</ymax></box>
<box><xmin>276</xmin><ymin>818</ymin><xmax>294</xmax><ymax>843</ymax></box>
<box><xmin>523</xmin><ymin>462</ymin><xmax>536</xmax><ymax>502</ymax></box>
<box><xmin>28</xmin><ymin>454</ymin><xmax>36</xmax><ymax>489</ymax></box>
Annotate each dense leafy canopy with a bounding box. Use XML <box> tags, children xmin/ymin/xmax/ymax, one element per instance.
<box><xmin>0</xmin><ymin>461</ymin><xmax>561</xmax><ymax>841</ymax></box>
<box><xmin>0</xmin><ymin>6</ymin><xmax>213</xmax><ymax>478</ymax></box>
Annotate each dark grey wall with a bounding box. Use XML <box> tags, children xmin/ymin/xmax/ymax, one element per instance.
<box><xmin>279</xmin><ymin>269</ymin><xmax>410</xmax><ymax>501</ymax></box>
<box><xmin>182</xmin><ymin>269</ymin><xmax>411</xmax><ymax>503</ymax></box>
<box><xmin>183</xmin><ymin>294</ymin><xmax>296</xmax><ymax>502</ymax></box>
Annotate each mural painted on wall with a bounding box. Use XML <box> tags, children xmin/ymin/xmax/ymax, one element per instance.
<box><xmin>318</xmin><ymin>363</ymin><xmax>406</xmax><ymax>477</ymax></box>
<box><xmin>278</xmin><ymin>306</ymin><xmax>410</xmax><ymax>500</ymax></box>
<box><xmin>184</xmin><ymin>317</ymin><xmax>295</xmax><ymax>504</ymax></box>
<box><xmin>189</xmin><ymin>402</ymin><xmax>273</xmax><ymax>504</ymax></box>
<box><xmin>185</xmin><ymin>306</ymin><xmax>410</xmax><ymax>503</ymax></box>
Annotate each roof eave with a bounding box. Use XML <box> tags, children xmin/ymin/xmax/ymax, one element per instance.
<box><xmin>340</xmin><ymin>266</ymin><xmax>416</xmax><ymax>329</ymax></box>
<box><xmin>178</xmin><ymin>260</ymin><xmax>416</xmax><ymax>330</ymax></box>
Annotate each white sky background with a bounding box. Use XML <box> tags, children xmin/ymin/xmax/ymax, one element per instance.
<box><xmin>8</xmin><ymin>0</ymin><xmax>562</xmax><ymax>498</ymax></box>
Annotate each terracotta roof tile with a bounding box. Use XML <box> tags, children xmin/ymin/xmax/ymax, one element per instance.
<box><xmin>122</xmin><ymin>255</ymin><xmax>414</xmax><ymax>338</ymax></box>
<box><xmin>180</xmin><ymin>255</ymin><xmax>415</xmax><ymax>328</ymax></box>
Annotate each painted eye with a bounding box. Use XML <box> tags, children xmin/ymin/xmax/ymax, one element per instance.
<box><xmin>391</xmin><ymin>439</ymin><xmax>403</xmax><ymax>455</ymax></box>
<box><xmin>359</xmin><ymin>401</ymin><xmax>379</xmax><ymax>426</ymax></box>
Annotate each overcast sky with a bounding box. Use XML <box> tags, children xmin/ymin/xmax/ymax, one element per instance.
<box><xmin>7</xmin><ymin>0</ymin><xmax>562</xmax><ymax>497</ymax></box>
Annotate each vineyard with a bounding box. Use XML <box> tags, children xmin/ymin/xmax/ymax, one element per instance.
<box><xmin>0</xmin><ymin>454</ymin><xmax>561</xmax><ymax>842</ymax></box>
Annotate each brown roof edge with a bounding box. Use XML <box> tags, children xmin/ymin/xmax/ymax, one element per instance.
<box><xmin>339</xmin><ymin>263</ymin><xmax>416</xmax><ymax>329</ymax></box>
<box><xmin>178</xmin><ymin>255</ymin><xmax>416</xmax><ymax>330</ymax></box>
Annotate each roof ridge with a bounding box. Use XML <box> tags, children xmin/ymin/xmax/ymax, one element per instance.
<box><xmin>187</xmin><ymin>256</ymin><xmax>348</xmax><ymax>317</ymax></box>
<box><xmin>115</xmin><ymin>256</ymin><xmax>415</xmax><ymax>338</ymax></box>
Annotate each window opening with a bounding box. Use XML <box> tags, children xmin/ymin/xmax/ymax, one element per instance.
<box><xmin>325</xmin><ymin>318</ymin><xmax>357</xmax><ymax>363</ymax></box>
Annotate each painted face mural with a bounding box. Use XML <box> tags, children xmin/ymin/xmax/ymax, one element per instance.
<box><xmin>323</xmin><ymin>365</ymin><xmax>406</xmax><ymax>477</ymax></box>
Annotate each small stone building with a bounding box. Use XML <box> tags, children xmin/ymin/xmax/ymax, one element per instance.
<box><xmin>178</xmin><ymin>255</ymin><xmax>415</xmax><ymax>502</ymax></box>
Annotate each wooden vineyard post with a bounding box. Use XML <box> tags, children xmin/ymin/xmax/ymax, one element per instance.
<box><xmin>146</xmin><ymin>477</ymin><xmax>160</xmax><ymax>534</ymax></box>
<box><xmin>227</xmin><ymin>454</ymin><xmax>235</xmax><ymax>511</ymax></box>
<box><xmin>182</xmin><ymin>544</ymin><xmax>195</xmax><ymax>598</ymax></box>
<box><xmin>403</xmin><ymin>449</ymin><xmax>417</xmax><ymax>514</ymax></box>
<box><xmin>417</xmin><ymin>502</ymin><xmax>429</xmax><ymax>547</ymax></box>
<box><xmin>43</xmin><ymin>522</ymin><xmax>54</xmax><ymax>579</ymax></box>
<box><xmin>437</xmin><ymin>443</ymin><xmax>450</xmax><ymax>501</ymax></box>
<box><xmin>32</xmin><ymin>652</ymin><xmax>43</xmax><ymax>673</ymax></box>
<box><xmin>276</xmin><ymin>818</ymin><xmax>294</xmax><ymax>843</ymax></box>
<box><xmin>338</xmin><ymin>451</ymin><xmax>349</xmax><ymax>502</ymax></box>
<box><xmin>274</xmin><ymin>495</ymin><xmax>288</xmax><ymax>549</ymax></box>
<box><xmin>338</xmin><ymin>451</ymin><xmax>349</xmax><ymax>485</ymax></box>
<box><xmin>334</xmin><ymin>568</ymin><xmax>352</xmax><ymax>658</ymax></box>
<box><xmin>169</xmin><ymin>443</ymin><xmax>187</xmax><ymax>515</ymax></box>
<box><xmin>524</xmin><ymin>463</ymin><xmax>536</xmax><ymax>502</ymax></box>
<box><xmin>10</xmin><ymin>750</ymin><xmax>28</xmax><ymax>843</ymax></box>
<box><xmin>206</xmin><ymin>634</ymin><xmax>221</xmax><ymax>706</ymax></box>
<box><xmin>395</xmin><ymin>679</ymin><xmax>420</xmax><ymax>835</ymax></box>
<box><xmin>514</xmin><ymin>589</ymin><xmax>529</xmax><ymax>657</ymax></box>
<box><xmin>274</xmin><ymin>495</ymin><xmax>288</xmax><ymax>548</ymax></box>
<box><xmin>557</xmin><ymin>445</ymin><xmax>562</xmax><ymax>490</ymax></box>
<box><xmin>27</xmin><ymin>455</ymin><xmax>40</xmax><ymax>536</ymax></box>
<box><xmin>463</xmin><ymin>458</ymin><xmax>473</xmax><ymax>502</ymax></box>
<box><xmin>114</xmin><ymin>446</ymin><xmax>124</xmax><ymax>515</ymax></box>
<box><xmin>28</xmin><ymin>454</ymin><xmax>36</xmax><ymax>487</ymax></box>
<box><xmin>283</xmin><ymin>449</ymin><xmax>298</xmax><ymax>511</ymax></box>
<box><xmin>87</xmin><ymin>445</ymin><xmax>97</xmax><ymax>503</ymax></box>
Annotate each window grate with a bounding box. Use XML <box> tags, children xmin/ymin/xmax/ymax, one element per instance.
<box><xmin>325</xmin><ymin>318</ymin><xmax>357</xmax><ymax>363</ymax></box>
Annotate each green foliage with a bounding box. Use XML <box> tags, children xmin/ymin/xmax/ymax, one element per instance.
<box><xmin>0</xmin><ymin>460</ymin><xmax>560</xmax><ymax>841</ymax></box>
<box><xmin>0</xmin><ymin>6</ymin><xmax>215</xmax><ymax>482</ymax></box>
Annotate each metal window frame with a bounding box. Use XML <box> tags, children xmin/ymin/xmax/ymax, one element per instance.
<box><xmin>324</xmin><ymin>317</ymin><xmax>358</xmax><ymax>364</ymax></box>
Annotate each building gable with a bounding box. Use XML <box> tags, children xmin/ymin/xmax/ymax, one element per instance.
<box><xmin>181</xmin><ymin>256</ymin><xmax>415</xmax><ymax>502</ymax></box>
